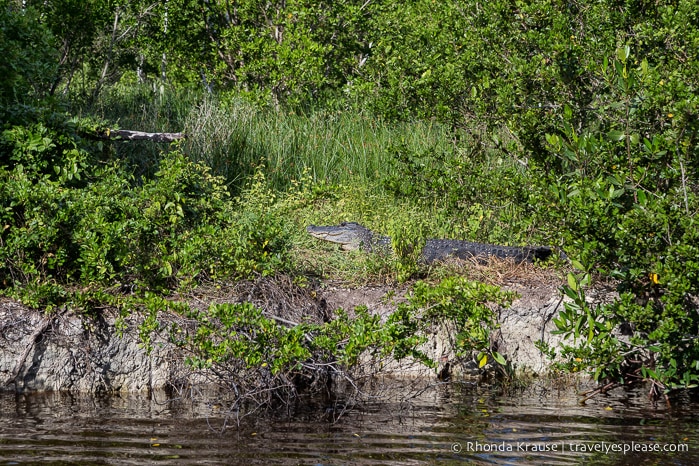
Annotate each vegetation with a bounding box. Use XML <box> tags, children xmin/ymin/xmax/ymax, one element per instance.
<box><xmin>1</xmin><ymin>0</ymin><xmax>698</xmax><ymax>404</ymax></box>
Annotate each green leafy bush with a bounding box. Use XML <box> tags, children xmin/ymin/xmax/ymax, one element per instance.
<box><xmin>535</xmin><ymin>43</ymin><xmax>699</xmax><ymax>392</ymax></box>
<box><xmin>0</xmin><ymin>124</ymin><xmax>292</xmax><ymax>307</ymax></box>
<box><xmin>394</xmin><ymin>277</ymin><xmax>515</xmax><ymax>369</ymax></box>
<box><xmin>382</xmin><ymin>142</ymin><xmax>536</xmax><ymax>245</ymax></box>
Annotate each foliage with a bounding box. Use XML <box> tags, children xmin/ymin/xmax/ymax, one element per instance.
<box><xmin>195</xmin><ymin>0</ymin><xmax>371</xmax><ymax>106</ymax></box>
<box><xmin>528</xmin><ymin>41</ymin><xmax>699</xmax><ymax>392</ymax></box>
<box><xmin>164</xmin><ymin>297</ymin><xmax>420</xmax><ymax>407</ymax></box>
<box><xmin>551</xmin><ymin>270</ymin><xmax>626</xmax><ymax>382</ymax></box>
<box><xmin>177</xmin><ymin>301</ymin><xmax>413</xmax><ymax>373</ymax></box>
<box><xmin>551</xmin><ymin>268</ymin><xmax>699</xmax><ymax>394</ymax></box>
<box><xmin>0</xmin><ymin>116</ymin><xmax>292</xmax><ymax>307</ymax></box>
<box><xmin>388</xmin><ymin>277</ymin><xmax>515</xmax><ymax>370</ymax></box>
<box><xmin>165</xmin><ymin>276</ymin><xmax>512</xmax><ymax>407</ymax></box>
<box><xmin>386</xmin><ymin>213</ymin><xmax>427</xmax><ymax>282</ymax></box>
<box><xmin>0</xmin><ymin>1</ymin><xmax>59</xmax><ymax>124</ymax></box>
<box><xmin>356</xmin><ymin>1</ymin><xmax>699</xmax><ymax>392</ymax></box>
<box><xmin>4</xmin><ymin>0</ymin><xmax>699</xmax><ymax>397</ymax></box>
<box><xmin>382</xmin><ymin>141</ymin><xmax>537</xmax><ymax>245</ymax></box>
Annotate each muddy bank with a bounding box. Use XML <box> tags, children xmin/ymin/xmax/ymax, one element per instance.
<box><xmin>0</xmin><ymin>269</ymin><xmax>611</xmax><ymax>393</ymax></box>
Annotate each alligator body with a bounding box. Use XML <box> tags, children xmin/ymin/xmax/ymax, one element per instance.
<box><xmin>306</xmin><ymin>222</ymin><xmax>553</xmax><ymax>264</ymax></box>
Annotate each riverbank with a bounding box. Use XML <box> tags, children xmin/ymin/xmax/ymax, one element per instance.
<box><xmin>0</xmin><ymin>259</ymin><xmax>615</xmax><ymax>394</ymax></box>
<box><xmin>4</xmin><ymin>0</ymin><xmax>698</xmax><ymax>408</ymax></box>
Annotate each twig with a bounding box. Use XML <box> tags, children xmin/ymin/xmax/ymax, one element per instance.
<box><xmin>265</xmin><ymin>313</ymin><xmax>299</xmax><ymax>327</ymax></box>
<box><xmin>679</xmin><ymin>158</ymin><xmax>689</xmax><ymax>215</ymax></box>
<box><xmin>580</xmin><ymin>381</ymin><xmax>620</xmax><ymax>403</ymax></box>
<box><xmin>263</xmin><ymin>313</ymin><xmax>315</xmax><ymax>343</ymax></box>
<box><xmin>541</xmin><ymin>295</ymin><xmax>564</xmax><ymax>343</ymax></box>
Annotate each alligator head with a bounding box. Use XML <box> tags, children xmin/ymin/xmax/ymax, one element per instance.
<box><xmin>306</xmin><ymin>222</ymin><xmax>374</xmax><ymax>251</ymax></box>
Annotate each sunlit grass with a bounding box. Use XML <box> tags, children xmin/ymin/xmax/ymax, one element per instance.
<box><xmin>183</xmin><ymin>95</ymin><xmax>456</xmax><ymax>192</ymax></box>
<box><xmin>81</xmin><ymin>83</ymin><xmax>457</xmax><ymax>193</ymax></box>
<box><xmin>82</xmin><ymin>83</ymin><xmax>544</xmax><ymax>260</ymax></box>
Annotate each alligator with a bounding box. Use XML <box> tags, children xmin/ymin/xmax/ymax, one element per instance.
<box><xmin>306</xmin><ymin>222</ymin><xmax>553</xmax><ymax>264</ymax></box>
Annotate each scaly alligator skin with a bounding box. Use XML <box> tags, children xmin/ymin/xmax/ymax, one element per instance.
<box><xmin>306</xmin><ymin>222</ymin><xmax>553</xmax><ymax>264</ymax></box>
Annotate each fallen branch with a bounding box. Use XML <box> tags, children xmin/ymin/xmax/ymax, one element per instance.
<box><xmin>95</xmin><ymin>129</ymin><xmax>187</xmax><ymax>142</ymax></box>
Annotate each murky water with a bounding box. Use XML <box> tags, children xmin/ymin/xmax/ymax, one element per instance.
<box><xmin>0</xmin><ymin>381</ymin><xmax>697</xmax><ymax>465</ymax></box>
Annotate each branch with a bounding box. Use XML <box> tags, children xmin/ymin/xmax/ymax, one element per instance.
<box><xmin>93</xmin><ymin>129</ymin><xmax>187</xmax><ymax>143</ymax></box>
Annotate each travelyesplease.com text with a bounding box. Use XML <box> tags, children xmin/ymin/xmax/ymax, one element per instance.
<box><xmin>451</xmin><ymin>441</ymin><xmax>689</xmax><ymax>455</ymax></box>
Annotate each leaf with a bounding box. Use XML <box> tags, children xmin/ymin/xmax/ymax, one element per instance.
<box><xmin>640</xmin><ymin>59</ymin><xmax>648</xmax><ymax>75</ymax></box>
<box><xmin>607</xmin><ymin>130</ymin><xmax>625</xmax><ymax>141</ymax></box>
<box><xmin>614</xmin><ymin>60</ymin><xmax>625</xmax><ymax>78</ymax></box>
<box><xmin>574</xmin><ymin>315</ymin><xmax>585</xmax><ymax>339</ymax></box>
<box><xmin>611</xmin><ymin>188</ymin><xmax>625</xmax><ymax>199</ymax></box>
<box><xmin>636</xmin><ymin>190</ymin><xmax>647</xmax><ymax>206</ymax></box>
<box><xmin>579</xmin><ymin>273</ymin><xmax>590</xmax><ymax>287</ymax></box>
<box><xmin>545</xmin><ymin>134</ymin><xmax>559</xmax><ymax>146</ymax></box>
<box><xmin>492</xmin><ymin>351</ymin><xmax>506</xmax><ymax>365</ymax></box>
<box><xmin>563</xmin><ymin>286</ymin><xmax>580</xmax><ymax>302</ymax></box>
<box><xmin>478</xmin><ymin>353</ymin><xmax>488</xmax><ymax>368</ymax></box>
<box><xmin>567</xmin><ymin>273</ymin><xmax>578</xmax><ymax>292</ymax></box>
<box><xmin>616</xmin><ymin>45</ymin><xmax>630</xmax><ymax>62</ymax></box>
<box><xmin>643</xmin><ymin>138</ymin><xmax>653</xmax><ymax>152</ymax></box>
<box><xmin>564</xmin><ymin>104</ymin><xmax>572</xmax><ymax>119</ymax></box>
<box><xmin>571</xmin><ymin>259</ymin><xmax>585</xmax><ymax>271</ymax></box>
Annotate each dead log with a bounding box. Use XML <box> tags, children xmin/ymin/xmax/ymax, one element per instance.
<box><xmin>95</xmin><ymin>129</ymin><xmax>186</xmax><ymax>142</ymax></box>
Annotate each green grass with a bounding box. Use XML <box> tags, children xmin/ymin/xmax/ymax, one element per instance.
<box><xmin>79</xmin><ymin>83</ymin><xmax>548</xmax><ymax>273</ymax></box>
<box><xmin>185</xmin><ymin>94</ymin><xmax>457</xmax><ymax>192</ymax></box>
<box><xmin>81</xmin><ymin>83</ymin><xmax>458</xmax><ymax>193</ymax></box>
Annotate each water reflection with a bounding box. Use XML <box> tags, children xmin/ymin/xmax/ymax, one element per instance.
<box><xmin>0</xmin><ymin>382</ymin><xmax>697</xmax><ymax>465</ymax></box>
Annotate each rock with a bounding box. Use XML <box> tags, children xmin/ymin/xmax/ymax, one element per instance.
<box><xmin>0</xmin><ymin>300</ymin><xmax>193</xmax><ymax>393</ymax></box>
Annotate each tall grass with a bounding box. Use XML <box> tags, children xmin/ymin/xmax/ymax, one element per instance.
<box><xmin>80</xmin><ymin>83</ymin><xmax>457</xmax><ymax>192</ymax></box>
<box><xmin>184</xmin><ymin>95</ymin><xmax>457</xmax><ymax>192</ymax></box>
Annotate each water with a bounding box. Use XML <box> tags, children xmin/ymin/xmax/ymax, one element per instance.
<box><xmin>0</xmin><ymin>381</ymin><xmax>697</xmax><ymax>465</ymax></box>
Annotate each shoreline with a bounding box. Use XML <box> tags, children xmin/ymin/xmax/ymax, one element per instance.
<box><xmin>0</xmin><ymin>266</ymin><xmax>613</xmax><ymax>394</ymax></box>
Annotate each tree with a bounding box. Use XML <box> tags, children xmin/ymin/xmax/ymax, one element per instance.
<box><xmin>0</xmin><ymin>0</ymin><xmax>58</xmax><ymax>124</ymax></box>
